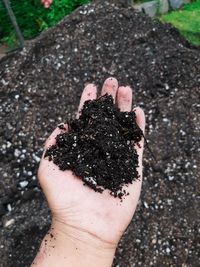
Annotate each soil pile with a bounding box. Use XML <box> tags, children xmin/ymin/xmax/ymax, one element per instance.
<box><xmin>45</xmin><ymin>95</ymin><xmax>142</xmax><ymax>198</ymax></box>
<box><xmin>0</xmin><ymin>0</ymin><xmax>199</xmax><ymax>266</ymax></box>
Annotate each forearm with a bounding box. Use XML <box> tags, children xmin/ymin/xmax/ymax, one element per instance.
<box><xmin>31</xmin><ymin>219</ymin><xmax>116</xmax><ymax>267</ymax></box>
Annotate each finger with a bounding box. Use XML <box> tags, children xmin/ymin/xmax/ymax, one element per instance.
<box><xmin>134</xmin><ymin>107</ymin><xmax>145</xmax><ymax>136</ymax></box>
<box><xmin>134</xmin><ymin>107</ymin><xmax>145</xmax><ymax>160</ymax></box>
<box><xmin>101</xmin><ymin>77</ymin><xmax>118</xmax><ymax>102</ymax></box>
<box><xmin>44</xmin><ymin>123</ymin><xmax>68</xmax><ymax>150</ymax></box>
<box><xmin>117</xmin><ymin>86</ymin><xmax>133</xmax><ymax>111</ymax></box>
<box><xmin>124</xmin><ymin>108</ymin><xmax>145</xmax><ymax>204</ymax></box>
<box><xmin>77</xmin><ymin>84</ymin><xmax>97</xmax><ymax>118</ymax></box>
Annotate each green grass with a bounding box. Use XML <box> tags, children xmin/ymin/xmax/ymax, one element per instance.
<box><xmin>0</xmin><ymin>0</ymin><xmax>91</xmax><ymax>47</ymax></box>
<box><xmin>161</xmin><ymin>0</ymin><xmax>200</xmax><ymax>46</ymax></box>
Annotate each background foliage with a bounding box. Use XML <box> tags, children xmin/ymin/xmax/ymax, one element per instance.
<box><xmin>0</xmin><ymin>0</ymin><xmax>90</xmax><ymax>47</ymax></box>
<box><xmin>161</xmin><ymin>0</ymin><xmax>200</xmax><ymax>46</ymax></box>
<box><xmin>0</xmin><ymin>0</ymin><xmax>200</xmax><ymax>47</ymax></box>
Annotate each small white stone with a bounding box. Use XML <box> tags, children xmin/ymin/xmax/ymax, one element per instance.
<box><xmin>14</xmin><ymin>149</ymin><xmax>21</xmax><ymax>157</ymax></box>
<box><xmin>152</xmin><ymin>239</ymin><xmax>157</xmax><ymax>244</ymax></box>
<box><xmin>27</xmin><ymin>171</ymin><xmax>32</xmax><ymax>176</ymax></box>
<box><xmin>56</xmin><ymin>63</ymin><xmax>61</xmax><ymax>69</ymax></box>
<box><xmin>1</xmin><ymin>79</ymin><xmax>9</xmax><ymax>86</ymax></box>
<box><xmin>144</xmin><ymin>201</ymin><xmax>149</xmax><ymax>208</ymax></box>
<box><xmin>20</xmin><ymin>154</ymin><xmax>25</xmax><ymax>159</ymax></box>
<box><xmin>6</xmin><ymin>141</ymin><xmax>11</xmax><ymax>148</ymax></box>
<box><xmin>180</xmin><ymin>129</ymin><xmax>186</xmax><ymax>136</ymax></box>
<box><xmin>19</xmin><ymin>181</ymin><xmax>28</xmax><ymax>188</ymax></box>
<box><xmin>32</xmin><ymin>153</ymin><xmax>40</xmax><ymax>163</ymax></box>
<box><xmin>167</xmin><ymin>199</ymin><xmax>173</xmax><ymax>205</ymax></box>
<box><xmin>84</xmin><ymin>177</ymin><xmax>97</xmax><ymax>185</ymax></box>
<box><xmin>163</xmin><ymin>118</ymin><xmax>169</xmax><ymax>123</ymax></box>
<box><xmin>185</xmin><ymin>162</ymin><xmax>190</xmax><ymax>168</ymax></box>
<box><xmin>2</xmin><ymin>144</ymin><xmax>6</xmax><ymax>150</ymax></box>
<box><xmin>96</xmin><ymin>45</ymin><xmax>101</xmax><ymax>50</ymax></box>
<box><xmin>165</xmin><ymin>83</ymin><xmax>169</xmax><ymax>90</ymax></box>
<box><xmin>7</xmin><ymin>204</ymin><xmax>12</xmax><ymax>212</ymax></box>
<box><xmin>4</xmin><ymin>218</ymin><xmax>15</xmax><ymax>228</ymax></box>
<box><xmin>166</xmin><ymin>247</ymin><xmax>171</xmax><ymax>254</ymax></box>
<box><xmin>168</xmin><ymin>176</ymin><xmax>174</xmax><ymax>181</ymax></box>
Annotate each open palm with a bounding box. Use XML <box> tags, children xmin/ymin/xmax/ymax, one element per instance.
<box><xmin>38</xmin><ymin>77</ymin><xmax>145</xmax><ymax>247</ymax></box>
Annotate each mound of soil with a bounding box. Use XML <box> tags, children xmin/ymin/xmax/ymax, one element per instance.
<box><xmin>45</xmin><ymin>95</ymin><xmax>142</xmax><ymax>198</ymax></box>
<box><xmin>0</xmin><ymin>0</ymin><xmax>199</xmax><ymax>266</ymax></box>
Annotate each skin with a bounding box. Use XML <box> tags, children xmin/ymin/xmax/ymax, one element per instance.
<box><xmin>31</xmin><ymin>77</ymin><xmax>145</xmax><ymax>267</ymax></box>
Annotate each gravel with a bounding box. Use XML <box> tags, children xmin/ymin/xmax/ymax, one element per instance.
<box><xmin>0</xmin><ymin>0</ymin><xmax>200</xmax><ymax>266</ymax></box>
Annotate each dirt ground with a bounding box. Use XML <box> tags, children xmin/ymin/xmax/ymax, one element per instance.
<box><xmin>0</xmin><ymin>0</ymin><xmax>200</xmax><ymax>266</ymax></box>
<box><xmin>0</xmin><ymin>45</ymin><xmax>7</xmax><ymax>60</ymax></box>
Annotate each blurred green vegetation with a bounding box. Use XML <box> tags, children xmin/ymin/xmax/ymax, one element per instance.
<box><xmin>161</xmin><ymin>0</ymin><xmax>200</xmax><ymax>46</ymax></box>
<box><xmin>0</xmin><ymin>0</ymin><xmax>90</xmax><ymax>47</ymax></box>
<box><xmin>1</xmin><ymin>0</ymin><xmax>200</xmax><ymax>47</ymax></box>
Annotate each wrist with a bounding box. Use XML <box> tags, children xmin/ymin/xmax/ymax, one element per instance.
<box><xmin>53</xmin><ymin>218</ymin><xmax>116</xmax><ymax>266</ymax></box>
<box><xmin>32</xmin><ymin>218</ymin><xmax>116</xmax><ymax>267</ymax></box>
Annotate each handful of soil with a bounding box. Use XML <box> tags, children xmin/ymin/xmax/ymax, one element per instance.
<box><xmin>45</xmin><ymin>95</ymin><xmax>143</xmax><ymax>199</ymax></box>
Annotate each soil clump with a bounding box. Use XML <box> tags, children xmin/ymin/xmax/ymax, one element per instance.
<box><xmin>45</xmin><ymin>95</ymin><xmax>143</xmax><ymax>198</ymax></box>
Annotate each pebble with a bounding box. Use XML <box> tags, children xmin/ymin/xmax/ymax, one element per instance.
<box><xmin>168</xmin><ymin>175</ymin><xmax>174</xmax><ymax>181</ymax></box>
<box><xmin>14</xmin><ymin>149</ymin><xmax>21</xmax><ymax>157</ymax></box>
<box><xmin>162</xmin><ymin>118</ymin><xmax>169</xmax><ymax>122</ymax></box>
<box><xmin>6</xmin><ymin>141</ymin><xmax>11</xmax><ymax>148</ymax></box>
<box><xmin>7</xmin><ymin>204</ymin><xmax>12</xmax><ymax>212</ymax></box>
<box><xmin>152</xmin><ymin>239</ymin><xmax>157</xmax><ymax>244</ymax></box>
<box><xmin>2</xmin><ymin>144</ymin><xmax>6</xmax><ymax>150</ymax></box>
<box><xmin>4</xmin><ymin>219</ymin><xmax>15</xmax><ymax>228</ymax></box>
<box><xmin>32</xmin><ymin>153</ymin><xmax>40</xmax><ymax>163</ymax></box>
<box><xmin>84</xmin><ymin>177</ymin><xmax>97</xmax><ymax>185</ymax></box>
<box><xmin>19</xmin><ymin>181</ymin><xmax>28</xmax><ymax>188</ymax></box>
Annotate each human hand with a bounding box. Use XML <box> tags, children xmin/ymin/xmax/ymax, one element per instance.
<box><xmin>33</xmin><ymin>77</ymin><xmax>145</xmax><ymax>267</ymax></box>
